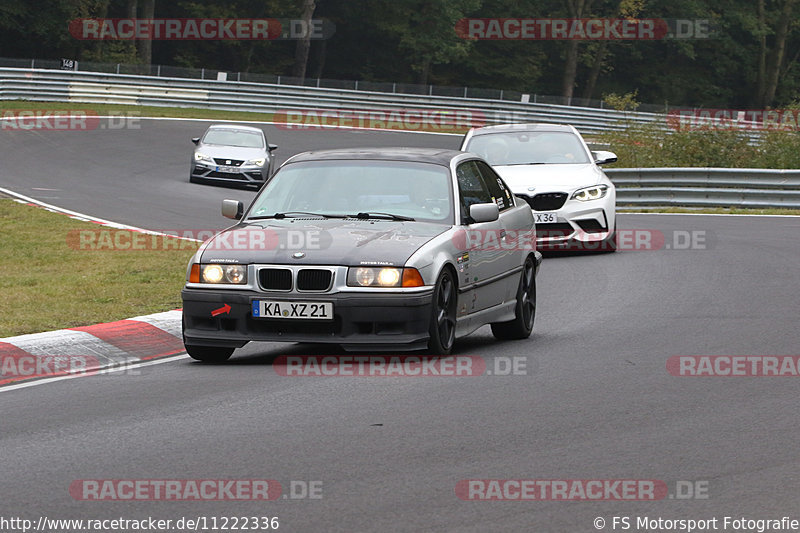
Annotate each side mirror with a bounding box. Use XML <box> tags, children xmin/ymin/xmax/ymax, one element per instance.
<box><xmin>592</xmin><ymin>150</ymin><xmax>618</xmax><ymax>165</ymax></box>
<box><xmin>191</xmin><ymin>137</ymin><xmax>200</xmax><ymax>145</ymax></box>
<box><xmin>469</xmin><ymin>202</ymin><xmax>500</xmax><ymax>223</ymax></box>
<box><xmin>268</xmin><ymin>144</ymin><xmax>278</xmax><ymax>151</ymax></box>
<box><xmin>221</xmin><ymin>199</ymin><xmax>244</xmax><ymax>220</ymax></box>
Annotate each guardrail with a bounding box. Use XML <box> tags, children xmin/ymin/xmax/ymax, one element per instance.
<box><xmin>0</xmin><ymin>67</ymin><xmax>661</xmax><ymax>135</ymax></box>
<box><xmin>607</xmin><ymin>168</ymin><xmax>800</xmax><ymax>209</ymax></box>
<box><xmin>1</xmin><ymin>67</ymin><xmax>797</xmax><ymax>210</ymax></box>
<box><xmin>0</xmin><ymin>56</ymin><xmax>674</xmax><ymax>112</ymax></box>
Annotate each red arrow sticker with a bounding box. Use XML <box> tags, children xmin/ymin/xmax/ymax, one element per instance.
<box><xmin>211</xmin><ymin>304</ymin><xmax>231</xmax><ymax>317</ymax></box>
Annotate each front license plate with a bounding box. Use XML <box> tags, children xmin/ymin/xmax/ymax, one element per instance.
<box><xmin>252</xmin><ymin>300</ymin><xmax>333</xmax><ymax>320</ymax></box>
<box><xmin>534</xmin><ymin>211</ymin><xmax>558</xmax><ymax>223</ymax></box>
<box><xmin>216</xmin><ymin>165</ymin><xmax>240</xmax><ymax>173</ymax></box>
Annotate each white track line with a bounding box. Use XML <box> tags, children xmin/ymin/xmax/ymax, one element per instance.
<box><xmin>0</xmin><ymin>353</ymin><xmax>190</xmax><ymax>393</ymax></box>
<box><xmin>0</xmin><ymin>186</ymin><xmax>202</xmax><ymax>241</ymax></box>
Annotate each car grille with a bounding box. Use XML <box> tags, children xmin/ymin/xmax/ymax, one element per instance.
<box><xmin>536</xmin><ymin>222</ymin><xmax>574</xmax><ymax>239</ymax></box>
<box><xmin>259</xmin><ymin>268</ymin><xmax>292</xmax><ymax>291</ymax></box>
<box><xmin>213</xmin><ymin>158</ymin><xmax>244</xmax><ymax>166</ymax></box>
<box><xmin>521</xmin><ymin>193</ymin><xmax>568</xmax><ymax>211</ymax></box>
<box><xmin>208</xmin><ymin>171</ymin><xmax>246</xmax><ymax>179</ymax></box>
<box><xmin>297</xmin><ymin>269</ymin><xmax>333</xmax><ymax>291</ymax></box>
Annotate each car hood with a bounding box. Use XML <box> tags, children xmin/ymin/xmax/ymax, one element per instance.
<box><xmin>199</xmin><ymin>219</ymin><xmax>450</xmax><ymax>267</ymax></box>
<box><xmin>195</xmin><ymin>145</ymin><xmax>268</xmax><ymax>160</ymax></box>
<box><xmin>492</xmin><ymin>163</ymin><xmax>603</xmax><ymax>193</ymax></box>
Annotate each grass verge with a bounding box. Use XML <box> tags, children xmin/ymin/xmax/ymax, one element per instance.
<box><xmin>0</xmin><ymin>199</ymin><xmax>198</xmax><ymax>337</ymax></box>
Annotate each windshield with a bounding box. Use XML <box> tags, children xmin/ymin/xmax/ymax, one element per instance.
<box><xmin>248</xmin><ymin>160</ymin><xmax>454</xmax><ymax>223</ymax></box>
<box><xmin>465</xmin><ymin>131</ymin><xmax>591</xmax><ymax>165</ymax></box>
<box><xmin>202</xmin><ymin>129</ymin><xmax>264</xmax><ymax>148</ymax></box>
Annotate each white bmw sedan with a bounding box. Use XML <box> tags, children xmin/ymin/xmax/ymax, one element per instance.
<box><xmin>461</xmin><ymin>124</ymin><xmax>618</xmax><ymax>251</ymax></box>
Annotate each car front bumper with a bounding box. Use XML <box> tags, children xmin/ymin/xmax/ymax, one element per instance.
<box><xmin>532</xmin><ymin>198</ymin><xmax>616</xmax><ymax>251</ymax></box>
<box><xmin>191</xmin><ymin>162</ymin><xmax>267</xmax><ymax>187</ymax></box>
<box><xmin>182</xmin><ymin>287</ymin><xmax>435</xmax><ymax>351</ymax></box>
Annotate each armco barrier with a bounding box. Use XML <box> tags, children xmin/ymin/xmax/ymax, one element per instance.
<box><xmin>1</xmin><ymin>67</ymin><xmax>798</xmax><ymax>209</ymax></box>
<box><xmin>0</xmin><ymin>67</ymin><xmax>659</xmax><ymax>134</ymax></box>
<box><xmin>606</xmin><ymin>168</ymin><xmax>800</xmax><ymax>208</ymax></box>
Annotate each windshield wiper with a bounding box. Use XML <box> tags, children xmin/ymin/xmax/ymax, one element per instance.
<box><xmin>248</xmin><ymin>211</ymin><xmax>346</xmax><ymax>220</ymax></box>
<box><xmin>504</xmin><ymin>162</ymin><xmax>548</xmax><ymax>166</ymax></box>
<box><xmin>347</xmin><ymin>212</ymin><xmax>415</xmax><ymax>221</ymax></box>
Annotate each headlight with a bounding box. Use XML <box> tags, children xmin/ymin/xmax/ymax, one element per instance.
<box><xmin>347</xmin><ymin>267</ymin><xmax>424</xmax><ymax>288</ymax></box>
<box><xmin>199</xmin><ymin>264</ymin><xmax>247</xmax><ymax>284</ymax></box>
<box><xmin>245</xmin><ymin>158</ymin><xmax>266</xmax><ymax>166</ymax></box>
<box><xmin>571</xmin><ymin>185</ymin><xmax>608</xmax><ymax>201</ymax></box>
<box><xmin>195</xmin><ymin>152</ymin><xmax>214</xmax><ymax>163</ymax></box>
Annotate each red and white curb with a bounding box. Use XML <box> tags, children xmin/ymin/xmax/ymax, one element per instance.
<box><xmin>0</xmin><ymin>310</ymin><xmax>184</xmax><ymax>388</ymax></box>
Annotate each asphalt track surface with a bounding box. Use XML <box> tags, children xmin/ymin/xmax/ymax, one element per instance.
<box><xmin>3</xmin><ymin>120</ymin><xmax>800</xmax><ymax>532</ymax></box>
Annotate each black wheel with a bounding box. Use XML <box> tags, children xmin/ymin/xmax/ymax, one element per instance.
<box><xmin>491</xmin><ymin>256</ymin><xmax>536</xmax><ymax>340</ymax></box>
<box><xmin>427</xmin><ymin>269</ymin><xmax>458</xmax><ymax>355</ymax></box>
<box><xmin>185</xmin><ymin>345</ymin><xmax>234</xmax><ymax>362</ymax></box>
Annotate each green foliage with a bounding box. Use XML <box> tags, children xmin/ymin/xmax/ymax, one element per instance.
<box><xmin>2</xmin><ymin>0</ymin><xmax>800</xmax><ymax>108</ymax></box>
<box><xmin>603</xmin><ymin>91</ymin><xmax>640</xmax><ymax>111</ymax></box>
<box><xmin>598</xmin><ymin>123</ymin><xmax>800</xmax><ymax>168</ymax></box>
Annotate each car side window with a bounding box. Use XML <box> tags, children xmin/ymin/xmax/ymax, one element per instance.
<box><xmin>474</xmin><ymin>160</ymin><xmax>514</xmax><ymax>212</ymax></box>
<box><xmin>456</xmin><ymin>161</ymin><xmax>493</xmax><ymax>223</ymax></box>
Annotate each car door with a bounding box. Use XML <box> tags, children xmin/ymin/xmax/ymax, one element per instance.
<box><xmin>474</xmin><ymin>159</ymin><xmax>529</xmax><ymax>303</ymax></box>
<box><xmin>455</xmin><ymin>160</ymin><xmax>508</xmax><ymax>313</ymax></box>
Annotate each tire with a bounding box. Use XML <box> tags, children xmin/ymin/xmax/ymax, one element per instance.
<box><xmin>491</xmin><ymin>256</ymin><xmax>536</xmax><ymax>340</ymax></box>
<box><xmin>185</xmin><ymin>344</ymin><xmax>234</xmax><ymax>363</ymax></box>
<box><xmin>427</xmin><ymin>269</ymin><xmax>458</xmax><ymax>355</ymax></box>
<box><xmin>189</xmin><ymin>175</ymin><xmax>199</xmax><ymax>184</ymax></box>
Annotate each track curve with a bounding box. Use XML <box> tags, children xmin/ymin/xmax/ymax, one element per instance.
<box><xmin>2</xmin><ymin>120</ymin><xmax>799</xmax><ymax>531</ymax></box>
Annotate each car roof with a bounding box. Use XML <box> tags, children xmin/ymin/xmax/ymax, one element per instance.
<box><xmin>206</xmin><ymin>124</ymin><xmax>264</xmax><ymax>133</ymax></box>
<box><xmin>468</xmin><ymin>123</ymin><xmax>577</xmax><ymax>135</ymax></box>
<box><xmin>286</xmin><ymin>147</ymin><xmax>467</xmax><ymax>166</ymax></box>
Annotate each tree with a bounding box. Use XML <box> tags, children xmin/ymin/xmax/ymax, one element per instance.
<box><xmin>561</xmin><ymin>0</ymin><xmax>594</xmax><ymax>101</ymax></box>
<box><xmin>138</xmin><ymin>0</ymin><xmax>155</xmax><ymax>65</ymax></box>
<box><xmin>291</xmin><ymin>0</ymin><xmax>316</xmax><ymax>80</ymax></box>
